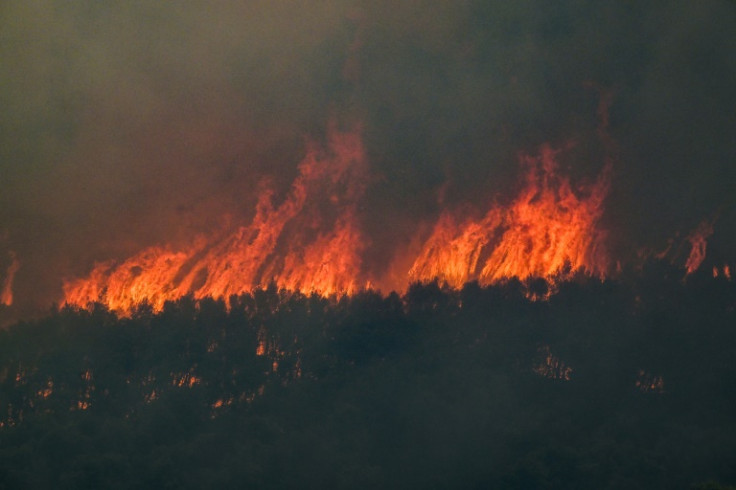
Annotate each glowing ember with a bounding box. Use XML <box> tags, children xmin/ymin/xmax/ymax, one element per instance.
<box><xmin>533</xmin><ymin>345</ymin><xmax>573</xmax><ymax>381</ymax></box>
<box><xmin>712</xmin><ymin>264</ymin><xmax>731</xmax><ymax>280</ymax></box>
<box><xmin>172</xmin><ymin>372</ymin><xmax>201</xmax><ymax>388</ymax></box>
<box><xmin>636</xmin><ymin>370</ymin><xmax>664</xmax><ymax>394</ymax></box>
<box><xmin>75</xmin><ymin>369</ymin><xmax>94</xmax><ymax>411</ymax></box>
<box><xmin>409</xmin><ymin>145</ymin><xmax>610</xmax><ymax>290</ymax></box>
<box><xmin>37</xmin><ymin>379</ymin><xmax>54</xmax><ymax>400</ymax></box>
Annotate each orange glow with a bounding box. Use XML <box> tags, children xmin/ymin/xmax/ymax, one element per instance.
<box><xmin>37</xmin><ymin>379</ymin><xmax>53</xmax><ymax>399</ymax></box>
<box><xmin>64</xmin><ymin>124</ymin><xmax>368</xmax><ymax>314</ymax></box>
<box><xmin>63</xmin><ymin>132</ymin><xmax>618</xmax><ymax>313</ymax></box>
<box><xmin>533</xmin><ymin>345</ymin><xmax>573</xmax><ymax>381</ymax></box>
<box><xmin>211</xmin><ymin>397</ymin><xmax>233</xmax><ymax>411</ymax></box>
<box><xmin>1</xmin><ymin>253</ymin><xmax>20</xmax><ymax>306</ymax></box>
<box><xmin>172</xmin><ymin>372</ymin><xmax>201</xmax><ymax>388</ymax></box>
<box><xmin>409</xmin><ymin>145</ymin><xmax>610</xmax><ymax>290</ymax></box>
<box><xmin>636</xmin><ymin>370</ymin><xmax>664</xmax><ymax>393</ymax></box>
<box><xmin>712</xmin><ymin>264</ymin><xmax>731</xmax><ymax>280</ymax></box>
<box><xmin>63</xmin><ymin>137</ymin><xmax>614</xmax><ymax>312</ymax></box>
<box><xmin>75</xmin><ymin>369</ymin><xmax>94</xmax><ymax>410</ymax></box>
<box><xmin>685</xmin><ymin>222</ymin><xmax>713</xmax><ymax>275</ymax></box>
<box><xmin>256</xmin><ymin>340</ymin><xmax>266</xmax><ymax>357</ymax></box>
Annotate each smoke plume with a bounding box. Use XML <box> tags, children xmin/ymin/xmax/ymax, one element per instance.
<box><xmin>1</xmin><ymin>1</ymin><xmax>735</xmax><ymax>317</ymax></box>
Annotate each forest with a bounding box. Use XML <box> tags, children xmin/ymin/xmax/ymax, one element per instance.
<box><xmin>0</xmin><ymin>261</ymin><xmax>735</xmax><ymax>489</ymax></box>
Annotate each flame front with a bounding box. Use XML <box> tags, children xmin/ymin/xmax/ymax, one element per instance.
<box><xmin>64</xmin><ymin>136</ymin><xmax>613</xmax><ymax>314</ymax></box>
<box><xmin>64</xmin><ymin>125</ymin><xmax>367</xmax><ymax>314</ymax></box>
<box><xmin>409</xmin><ymin>145</ymin><xmax>610</xmax><ymax>290</ymax></box>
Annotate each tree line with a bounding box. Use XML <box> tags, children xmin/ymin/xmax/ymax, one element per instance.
<box><xmin>0</xmin><ymin>262</ymin><xmax>735</xmax><ymax>489</ymax></box>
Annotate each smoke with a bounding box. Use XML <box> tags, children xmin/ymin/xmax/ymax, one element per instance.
<box><xmin>1</xmin><ymin>1</ymin><xmax>735</xmax><ymax>315</ymax></box>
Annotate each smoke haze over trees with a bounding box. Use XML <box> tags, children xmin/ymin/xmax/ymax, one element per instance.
<box><xmin>1</xmin><ymin>3</ymin><xmax>735</xmax><ymax>487</ymax></box>
<box><xmin>0</xmin><ymin>1</ymin><xmax>735</xmax><ymax>317</ymax></box>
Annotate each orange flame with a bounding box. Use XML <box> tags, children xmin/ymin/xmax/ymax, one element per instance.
<box><xmin>684</xmin><ymin>221</ymin><xmax>713</xmax><ymax>275</ymax></box>
<box><xmin>1</xmin><ymin>253</ymin><xmax>20</xmax><ymax>306</ymax></box>
<box><xmin>63</xmin><ymin>135</ymin><xmax>613</xmax><ymax>314</ymax></box>
<box><xmin>64</xmin><ymin>125</ymin><xmax>368</xmax><ymax>314</ymax></box>
<box><xmin>409</xmin><ymin>145</ymin><xmax>610</xmax><ymax>290</ymax></box>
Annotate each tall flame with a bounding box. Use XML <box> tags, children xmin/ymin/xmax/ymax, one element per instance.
<box><xmin>64</xmin><ymin>135</ymin><xmax>613</xmax><ymax>314</ymax></box>
<box><xmin>409</xmin><ymin>145</ymin><xmax>610</xmax><ymax>289</ymax></box>
<box><xmin>1</xmin><ymin>252</ymin><xmax>20</xmax><ymax>306</ymax></box>
<box><xmin>63</xmin><ymin>125</ymin><xmax>367</xmax><ymax>314</ymax></box>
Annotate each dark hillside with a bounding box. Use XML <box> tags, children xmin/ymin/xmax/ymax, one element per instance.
<box><xmin>0</xmin><ymin>266</ymin><xmax>735</xmax><ymax>489</ymax></box>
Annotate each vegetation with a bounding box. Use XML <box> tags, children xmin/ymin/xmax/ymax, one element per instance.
<box><xmin>0</xmin><ymin>263</ymin><xmax>735</xmax><ymax>489</ymax></box>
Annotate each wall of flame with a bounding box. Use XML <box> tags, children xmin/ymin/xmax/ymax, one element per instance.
<box><xmin>63</xmin><ymin>127</ymin><xmax>615</xmax><ymax>314</ymax></box>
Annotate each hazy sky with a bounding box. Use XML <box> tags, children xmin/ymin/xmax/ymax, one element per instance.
<box><xmin>1</xmin><ymin>0</ymin><xmax>735</xmax><ymax>315</ymax></box>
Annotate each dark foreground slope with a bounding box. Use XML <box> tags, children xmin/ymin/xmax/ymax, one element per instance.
<box><xmin>0</xmin><ymin>263</ymin><xmax>735</xmax><ymax>489</ymax></box>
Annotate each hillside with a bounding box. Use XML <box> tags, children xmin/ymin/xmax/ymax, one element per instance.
<box><xmin>1</xmin><ymin>264</ymin><xmax>735</xmax><ymax>489</ymax></box>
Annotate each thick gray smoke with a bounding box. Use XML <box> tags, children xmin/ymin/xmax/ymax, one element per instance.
<box><xmin>1</xmin><ymin>1</ymin><xmax>735</xmax><ymax>317</ymax></box>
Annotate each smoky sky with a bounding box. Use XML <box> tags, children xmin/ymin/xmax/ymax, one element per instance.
<box><xmin>1</xmin><ymin>0</ymin><xmax>735</xmax><ymax>315</ymax></box>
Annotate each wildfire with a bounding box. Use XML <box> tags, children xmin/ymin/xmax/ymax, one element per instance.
<box><xmin>409</xmin><ymin>145</ymin><xmax>610</xmax><ymax>290</ymax></box>
<box><xmin>63</xmin><ymin>133</ymin><xmax>613</xmax><ymax>314</ymax></box>
<box><xmin>64</xmin><ymin>124</ymin><xmax>368</xmax><ymax>314</ymax></box>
